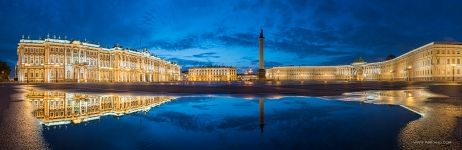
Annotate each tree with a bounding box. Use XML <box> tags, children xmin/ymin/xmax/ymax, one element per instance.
<box><xmin>385</xmin><ymin>54</ymin><xmax>396</xmax><ymax>61</ymax></box>
<box><xmin>0</xmin><ymin>61</ymin><xmax>11</xmax><ymax>81</ymax></box>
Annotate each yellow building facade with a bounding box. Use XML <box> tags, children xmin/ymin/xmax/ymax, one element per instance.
<box><xmin>27</xmin><ymin>88</ymin><xmax>175</xmax><ymax>126</ymax></box>
<box><xmin>187</xmin><ymin>66</ymin><xmax>237</xmax><ymax>81</ymax></box>
<box><xmin>267</xmin><ymin>42</ymin><xmax>462</xmax><ymax>81</ymax></box>
<box><xmin>17</xmin><ymin>37</ymin><xmax>181</xmax><ymax>83</ymax></box>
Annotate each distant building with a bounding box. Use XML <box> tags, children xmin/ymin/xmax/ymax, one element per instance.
<box><xmin>267</xmin><ymin>42</ymin><xmax>462</xmax><ymax>81</ymax></box>
<box><xmin>187</xmin><ymin>66</ymin><xmax>237</xmax><ymax>81</ymax></box>
<box><xmin>239</xmin><ymin>68</ymin><xmax>258</xmax><ymax>81</ymax></box>
<box><xmin>239</xmin><ymin>74</ymin><xmax>258</xmax><ymax>81</ymax></box>
<box><xmin>180</xmin><ymin>70</ymin><xmax>188</xmax><ymax>81</ymax></box>
<box><xmin>16</xmin><ymin>37</ymin><xmax>181</xmax><ymax>83</ymax></box>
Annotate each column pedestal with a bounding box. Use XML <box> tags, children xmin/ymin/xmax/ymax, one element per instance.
<box><xmin>258</xmin><ymin>69</ymin><xmax>266</xmax><ymax>80</ymax></box>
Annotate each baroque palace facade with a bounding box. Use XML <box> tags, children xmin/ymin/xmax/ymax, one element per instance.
<box><xmin>17</xmin><ymin>37</ymin><xmax>181</xmax><ymax>83</ymax></box>
<box><xmin>267</xmin><ymin>42</ymin><xmax>462</xmax><ymax>81</ymax></box>
<box><xmin>187</xmin><ymin>66</ymin><xmax>237</xmax><ymax>81</ymax></box>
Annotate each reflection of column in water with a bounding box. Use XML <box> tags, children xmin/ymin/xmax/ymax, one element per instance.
<box><xmin>259</xmin><ymin>97</ymin><xmax>264</xmax><ymax>133</ymax></box>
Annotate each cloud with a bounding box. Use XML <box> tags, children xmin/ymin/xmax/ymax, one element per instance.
<box><xmin>217</xmin><ymin>33</ymin><xmax>256</xmax><ymax>47</ymax></box>
<box><xmin>145</xmin><ymin>36</ymin><xmax>204</xmax><ymax>50</ymax></box>
<box><xmin>167</xmin><ymin>58</ymin><xmax>214</xmax><ymax>70</ymax></box>
<box><xmin>265</xmin><ymin>61</ymin><xmax>284</xmax><ymax>67</ymax></box>
<box><xmin>192</xmin><ymin>52</ymin><xmax>220</xmax><ymax>59</ymax></box>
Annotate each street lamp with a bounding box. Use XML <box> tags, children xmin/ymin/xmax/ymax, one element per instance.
<box><xmin>407</xmin><ymin>66</ymin><xmax>412</xmax><ymax>81</ymax></box>
<box><xmin>451</xmin><ymin>64</ymin><xmax>456</xmax><ymax>82</ymax></box>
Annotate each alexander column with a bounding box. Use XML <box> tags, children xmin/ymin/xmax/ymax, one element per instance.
<box><xmin>258</xmin><ymin>29</ymin><xmax>266</xmax><ymax>79</ymax></box>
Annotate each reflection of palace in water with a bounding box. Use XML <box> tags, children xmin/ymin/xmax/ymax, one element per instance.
<box><xmin>26</xmin><ymin>89</ymin><xmax>176</xmax><ymax>126</ymax></box>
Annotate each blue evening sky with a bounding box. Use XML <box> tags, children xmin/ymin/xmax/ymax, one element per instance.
<box><xmin>1</xmin><ymin>0</ymin><xmax>462</xmax><ymax>72</ymax></box>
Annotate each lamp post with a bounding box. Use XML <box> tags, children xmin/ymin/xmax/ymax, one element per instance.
<box><xmin>406</xmin><ymin>66</ymin><xmax>412</xmax><ymax>81</ymax></box>
<box><xmin>26</xmin><ymin>68</ymin><xmax>29</xmax><ymax>83</ymax></box>
<box><xmin>451</xmin><ymin>64</ymin><xmax>456</xmax><ymax>82</ymax></box>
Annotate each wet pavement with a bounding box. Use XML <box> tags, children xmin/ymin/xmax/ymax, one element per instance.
<box><xmin>0</xmin><ymin>85</ymin><xmax>48</xmax><ymax>150</ymax></box>
<box><xmin>0</xmin><ymin>82</ymin><xmax>461</xmax><ymax>149</ymax></box>
<box><xmin>324</xmin><ymin>85</ymin><xmax>462</xmax><ymax>149</ymax></box>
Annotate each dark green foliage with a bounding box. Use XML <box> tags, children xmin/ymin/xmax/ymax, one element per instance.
<box><xmin>0</xmin><ymin>61</ymin><xmax>11</xmax><ymax>81</ymax></box>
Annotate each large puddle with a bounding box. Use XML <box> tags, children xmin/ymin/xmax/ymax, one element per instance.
<box><xmin>2</xmin><ymin>84</ymin><xmax>461</xmax><ymax>149</ymax></box>
<box><xmin>324</xmin><ymin>88</ymin><xmax>462</xmax><ymax>149</ymax></box>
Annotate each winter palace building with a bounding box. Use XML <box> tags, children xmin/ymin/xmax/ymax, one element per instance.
<box><xmin>16</xmin><ymin>37</ymin><xmax>181</xmax><ymax>83</ymax></box>
<box><xmin>267</xmin><ymin>42</ymin><xmax>462</xmax><ymax>81</ymax></box>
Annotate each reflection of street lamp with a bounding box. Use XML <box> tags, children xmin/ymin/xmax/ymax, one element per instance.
<box><xmin>55</xmin><ymin>64</ymin><xmax>59</xmax><ymax>83</ymax></box>
<box><xmin>389</xmin><ymin>70</ymin><xmax>394</xmax><ymax>81</ymax></box>
<box><xmin>26</xmin><ymin>69</ymin><xmax>29</xmax><ymax>83</ymax></box>
<box><xmin>451</xmin><ymin>64</ymin><xmax>456</xmax><ymax>82</ymax></box>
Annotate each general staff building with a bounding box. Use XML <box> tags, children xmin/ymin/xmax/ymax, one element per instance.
<box><xmin>267</xmin><ymin>42</ymin><xmax>462</xmax><ymax>81</ymax></box>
